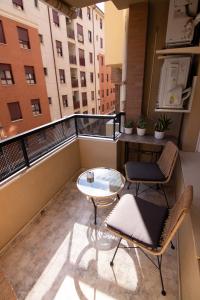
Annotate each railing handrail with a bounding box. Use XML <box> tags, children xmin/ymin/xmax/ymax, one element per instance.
<box><xmin>0</xmin><ymin>113</ymin><xmax>125</xmax><ymax>147</ymax></box>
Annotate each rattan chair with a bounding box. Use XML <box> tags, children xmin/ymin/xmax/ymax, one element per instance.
<box><xmin>104</xmin><ymin>185</ymin><xmax>193</xmax><ymax>296</ymax></box>
<box><xmin>125</xmin><ymin>141</ymin><xmax>178</xmax><ymax>207</ymax></box>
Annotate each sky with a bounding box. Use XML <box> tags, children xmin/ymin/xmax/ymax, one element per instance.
<box><xmin>96</xmin><ymin>2</ymin><xmax>105</xmax><ymax>12</ymax></box>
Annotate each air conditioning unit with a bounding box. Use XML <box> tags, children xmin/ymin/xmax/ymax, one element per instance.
<box><xmin>166</xmin><ymin>0</ymin><xmax>200</xmax><ymax>47</ymax></box>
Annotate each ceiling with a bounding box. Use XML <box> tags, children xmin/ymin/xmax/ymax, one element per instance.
<box><xmin>50</xmin><ymin>0</ymin><xmax>146</xmax><ymax>10</ymax></box>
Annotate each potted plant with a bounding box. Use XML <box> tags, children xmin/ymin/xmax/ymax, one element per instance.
<box><xmin>137</xmin><ymin>117</ymin><xmax>147</xmax><ymax>136</ymax></box>
<box><xmin>124</xmin><ymin>120</ymin><xmax>133</xmax><ymax>135</ymax></box>
<box><xmin>154</xmin><ymin>114</ymin><xmax>172</xmax><ymax>139</ymax></box>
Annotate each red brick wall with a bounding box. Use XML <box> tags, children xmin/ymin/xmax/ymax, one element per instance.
<box><xmin>98</xmin><ymin>54</ymin><xmax>116</xmax><ymax>114</ymax></box>
<box><xmin>0</xmin><ymin>16</ymin><xmax>51</xmax><ymax>138</ymax></box>
<box><xmin>126</xmin><ymin>2</ymin><xmax>148</xmax><ymax>122</ymax></box>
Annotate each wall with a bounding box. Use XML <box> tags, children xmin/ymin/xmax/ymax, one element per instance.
<box><xmin>78</xmin><ymin>137</ymin><xmax>117</xmax><ymax>169</ymax></box>
<box><xmin>0</xmin><ymin>140</ymin><xmax>80</xmax><ymax>250</ymax></box>
<box><xmin>104</xmin><ymin>1</ymin><xmax>124</xmax><ymax>67</ymax></box>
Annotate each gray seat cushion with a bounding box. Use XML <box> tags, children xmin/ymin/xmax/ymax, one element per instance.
<box><xmin>125</xmin><ymin>161</ymin><xmax>166</xmax><ymax>182</ymax></box>
<box><xmin>106</xmin><ymin>194</ymin><xmax>168</xmax><ymax>248</ymax></box>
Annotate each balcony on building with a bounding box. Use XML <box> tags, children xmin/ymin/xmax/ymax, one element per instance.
<box><xmin>70</xmin><ymin>68</ymin><xmax>78</xmax><ymax>88</ymax></box>
<box><xmin>68</xmin><ymin>42</ymin><xmax>77</xmax><ymax>64</ymax></box>
<box><xmin>66</xmin><ymin>21</ymin><xmax>75</xmax><ymax>40</ymax></box>
<box><xmin>82</xmin><ymin>92</ymin><xmax>88</xmax><ymax>106</ymax></box>
<box><xmin>73</xmin><ymin>91</ymin><xmax>80</xmax><ymax>109</ymax></box>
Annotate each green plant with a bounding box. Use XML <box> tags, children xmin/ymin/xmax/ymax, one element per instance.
<box><xmin>137</xmin><ymin>117</ymin><xmax>147</xmax><ymax>129</ymax></box>
<box><xmin>154</xmin><ymin>114</ymin><xmax>172</xmax><ymax>132</ymax></box>
<box><xmin>124</xmin><ymin>120</ymin><xmax>133</xmax><ymax>128</ymax></box>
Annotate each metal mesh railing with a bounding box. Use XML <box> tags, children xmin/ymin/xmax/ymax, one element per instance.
<box><xmin>0</xmin><ymin>113</ymin><xmax>124</xmax><ymax>182</ymax></box>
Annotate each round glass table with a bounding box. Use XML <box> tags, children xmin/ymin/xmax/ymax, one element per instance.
<box><xmin>77</xmin><ymin>167</ymin><xmax>125</xmax><ymax>225</ymax></box>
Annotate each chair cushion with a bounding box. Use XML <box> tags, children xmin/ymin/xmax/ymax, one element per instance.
<box><xmin>105</xmin><ymin>194</ymin><xmax>168</xmax><ymax>249</ymax></box>
<box><xmin>125</xmin><ymin>161</ymin><xmax>166</xmax><ymax>182</ymax></box>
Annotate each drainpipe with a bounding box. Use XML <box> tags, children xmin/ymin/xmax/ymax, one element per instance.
<box><xmin>47</xmin><ymin>6</ymin><xmax>63</xmax><ymax>119</ymax></box>
<box><xmin>92</xmin><ymin>6</ymin><xmax>98</xmax><ymax>114</ymax></box>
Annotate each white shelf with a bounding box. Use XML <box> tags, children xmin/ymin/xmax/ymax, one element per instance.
<box><xmin>156</xmin><ymin>46</ymin><xmax>200</xmax><ymax>55</ymax></box>
<box><xmin>155</xmin><ymin>108</ymin><xmax>191</xmax><ymax>113</ymax></box>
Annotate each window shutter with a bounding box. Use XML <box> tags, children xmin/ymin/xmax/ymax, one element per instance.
<box><xmin>17</xmin><ymin>27</ymin><xmax>29</xmax><ymax>42</ymax></box>
<box><xmin>52</xmin><ymin>9</ymin><xmax>59</xmax><ymax>26</ymax></box>
<box><xmin>0</xmin><ymin>21</ymin><xmax>5</xmax><ymax>43</ymax></box>
<box><xmin>8</xmin><ymin>102</ymin><xmax>22</xmax><ymax>121</ymax></box>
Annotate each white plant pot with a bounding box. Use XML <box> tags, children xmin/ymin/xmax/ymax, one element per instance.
<box><xmin>137</xmin><ymin>128</ymin><xmax>146</xmax><ymax>136</ymax></box>
<box><xmin>154</xmin><ymin>131</ymin><xmax>165</xmax><ymax>139</ymax></box>
<box><xmin>124</xmin><ymin>127</ymin><xmax>133</xmax><ymax>135</ymax></box>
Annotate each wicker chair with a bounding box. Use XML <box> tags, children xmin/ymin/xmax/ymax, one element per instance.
<box><xmin>125</xmin><ymin>141</ymin><xmax>178</xmax><ymax>207</ymax></box>
<box><xmin>104</xmin><ymin>185</ymin><xmax>193</xmax><ymax>296</ymax></box>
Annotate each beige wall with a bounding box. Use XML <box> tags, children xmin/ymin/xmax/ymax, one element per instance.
<box><xmin>0</xmin><ymin>138</ymin><xmax>117</xmax><ymax>251</ymax></box>
<box><xmin>104</xmin><ymin>1</ymin><xmax>124</xmax><ymax>67</ymax></box>
<box><xmin>78</xmin><ymin>137</ymin><xmax>117</xmax><ymax>169</ymax></box>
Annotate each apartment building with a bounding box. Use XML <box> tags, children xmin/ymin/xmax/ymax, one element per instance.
<box><xmin>0</xmin><ymin>1</ymin><xmax>115</xmax><ymax>125</ymax></box>
<box><xmin>0</xmin><ymin>7</ymin><xmax>51</xmax><ymax>138</ymax></box>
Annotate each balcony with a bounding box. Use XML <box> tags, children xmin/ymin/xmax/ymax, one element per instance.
<box><xmin>67</xmin><ymin>27</ymin><xmax>75</xmax><ymax>39</ymax></box>
<box><xmin>0</xmin><ymin>112</ymin><xmax>178</xmax><ymax>299</ymax></box>
<box><xmin>79</xmin><ymin>57</ymin><xmax>85</xmax><ymax>66</ymax></box>
<box><xmin>69</xmin><ymin>55</ymin><xmax>77</xmax><ymax>64</ymax></box>
<box><xmin>71</xmin><ymin>78</ymin><xmax>78</xmax><ymax>88</ymax></box>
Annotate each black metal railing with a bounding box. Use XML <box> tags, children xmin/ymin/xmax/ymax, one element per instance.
<box><xmin>0</xmin><ymin>113</ymin><xmax>125</xmax><ymax>183</ymax></box>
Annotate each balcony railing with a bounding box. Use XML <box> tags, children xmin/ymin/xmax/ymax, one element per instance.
<box><xmin>79</xmin><ymin>57</ymin><xmax>85</xmax><ymax>66</ymax></box>
<box><xmin>0</xmin><ymin>113</ymin><xmax>124</xmax><ymax>183</ymax></box>
<box><xmin>82</xmin><ymin>99</ymin><xmax>88</xmax><ymax>106</ymax></box>
<box><xmin>67</xmin><ymin>28</ymin><xmax>75</xmax><ymax>39</ymax></box>
<box><xmin>73</xmin><ymin>100</ymin><xmax>80</xmax><ymax>109</ymax></box>
<box><xmin>71</xmin><ymin>78</ymin><xmax>78</xmax><ymax>88</ymax></box>
<box><xmin>69</xmin><ymin>55</ymin><xmax>77</xmax><ymax>64</ymax></box>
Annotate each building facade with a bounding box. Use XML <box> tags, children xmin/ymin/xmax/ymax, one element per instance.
<box><xmin>0</xmin><ymin>0</ymin><xmax>115</xmax><ymax>138</ymax></box>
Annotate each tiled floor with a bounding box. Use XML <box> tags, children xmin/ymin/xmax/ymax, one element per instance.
<box><xmin>0</xmin><ymin>177</ymin><xmax>178</xmax><ymax>300</ymax></box>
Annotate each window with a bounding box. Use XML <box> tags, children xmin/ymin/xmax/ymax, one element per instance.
<box><xmin>12</xmin><ymin>0</ymin><xmax>23</xmax><ymax>10</ymax></box>
<box><xmin>100</xmin><ymin>38</ymin><xmax>103</xmax><ymax>49</ymax></box>
<box><xmin>56</xmin><ymin>40</ymin><xmax>63</xmax><ymax>56</ymax></box>
<box><xmin>110</xmin><ymin>88</ymin><xmax>112</xmax><ymax>93</ymax></box>
<box><xmin>89</xmin><ymin>52</ymin><xmax>93</xmax><ymax>64</ymax></box>
<box><xmin>101</xmin><ymin>56</ymin><xmax>104</xmax><ymax>65</ymax></box>
<box><xmin>92</xmin><ymin>108</ymin><xmax>95</xmax><ymax>114</ymax></box>
<box><xmin>107</xmin><ymin>74</ymin><xmax>109</xmax><ymax>82</ymax></box>
<box><xmin>96</xmin><ymin>35</ymin><xmax>98</xmax><ymax>41</ymax></box>
<box><xmin>39</xmin><ymin>34</ymin><xmax>43</xmax><ymax>44</ymax></box>
<box><xmin>97</xmin><ymin>55</ymin><xmax>99</xmax><ymax>60</ymax></box>
<box><xmin>52</xmin><ymin>9</ymin><xmax>59</xmax><ymax>26</ymax></box>
<box><xmin>17</xmin><ymin>27</ymin><xmax>30</xmax><ymax>49</ymax></box>
<box><xmin>101</xmin><ymin>73</ymin><xmax>104</xmax><ymax>82</ymax></box>
<box><xmin>24</xmin><ymin>66</ymin><xmax>36</xmax><ymax>84</ymax></box>
<box><xmin>0</xmin><ymin>64</ymin><xmax>14</xmax><ymax>85</ymax></box>
<box><xmin>62</xmin><ymin>95</ymin><xmax>68</xmax><ymax>107</ymax></box>
<box><xmin>102</xmin><ymin>104</ymin><xmax>104</xmax><ymax>112</ymax></box>
<box><xmin>107</xmin><ymin>89</ymin><xmax>109</xmax><ymax>96</ymax></box>
<box><xmin>91</xmin><ymin>91</ymin><xmax>95</xmax><ymax>100</ymax></box>
<box><xmin>34</xmin><ymin>0</ymin><xmax>38</xmax><ymax>7</ymax></box>
<box><xmin>90</xmin><ymin>72</ymin><xmax>94</xmax><ymax>83</ymax></box>
<box><xmin>96</xmin><ymin>14</ymin><xmax>98</xmax><ymax>20</ymax></box>
<box><xmin>102</xmin><ymin>90</ymin><xmax>104</xmax><ymax>97</ymax></box>
<box><xmin>77</xmin><ymin>24</ymin><xmax>84</xmax><ymax>43</ymax></box>
<box><xmin>80</xmin><ymin>71</ymin><xmax>86</xmax><ymax>87</ymax></box>
<box><xmin>31</xmin><ymin>99</ymin><xmax>41</xmax><ymax>116</ymax></box>
<box><xmin>44</xmin><ymin>67</ymin><xmax>48</xmax><ymax>76</ymax></box>
<box><xmin>98</xmin><ymin>73</ymin><xmax>99</xmax><ymax>78</ymax></box>
<box><xmin>59</xmin><ymin>69</ymin><xmax>65</xmax><ymax>83</ymax></box>
<box><xmin>79</xmin><ymin>48</ymin><xmax>85</xmax><ymax>66</ymax></box>
<box><xmin>77</xmin><ymin>8</ymin><xmax>82</xmax><ymax>19</ymax></box>
<box><xmin>8</xmin><ymin>102</ymin><xmax>22</xmax><ymax>121</ymax></box>
<box><xmin>0</xmin><ymin>21</ymin><xmax>6</xmax><ymax>44</ymax></box>
<box><xmin>48</xmin><ymin>97</ymin><xmax>52</xmax><ymax>104</ymax></box>
<box><xmin>88</xmin><ymin>30</ymin><xmax>92</xmax><ymax>43</ymax></box>
<box><xmin>100</xmin><ymin>18</ymin><xmax>103</xmax><ymax>29</ymax></box>
<box><xmin>98</xmin><ymin>90</ymin><xmax>100</xmax><ymax>95</ymax></box>
<box><xmin>87</xmin><ymin>7</ymin><xmax>91</xmax><ymax>20</ymax></box>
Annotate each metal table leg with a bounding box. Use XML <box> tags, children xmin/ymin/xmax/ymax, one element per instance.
<box><xmin>91</xmin><ymin>197</ymin><xmax>97</xmax><ymax>225</ymax></box>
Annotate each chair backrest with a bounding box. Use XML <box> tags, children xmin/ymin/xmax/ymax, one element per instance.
<box><xmin>157</xmin><ymin>141</ymin><xmax>178</xmax><ymax>180</ymax></box>
<box><xmin>160</xmin><ymin>185</ymin><xmax>193</xmax><ymax>253</ymax></box>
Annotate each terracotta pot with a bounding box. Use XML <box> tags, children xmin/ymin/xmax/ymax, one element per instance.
<box><xmin>154</xmin><ymin>131</ymin><xmax>165</xmax><ymax>139</ymax></box>
<box><xmin>124</xmin><ymin>127</ymin><xmax>133</xmax><ymax>134</ymax></box>
<box><xmin>137</xmin><ymin>128</ymin><xmax>146</xmax><ymax>136</ymax></box>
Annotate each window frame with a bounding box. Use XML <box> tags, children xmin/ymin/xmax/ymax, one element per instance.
<box><xmin>8</xmin><ymin>102</ymin><xmax>22</xmax><ymax>121</ymax></box>
<box><xmin>31</xmin><ymin>99</ymin><xmax>42</xmax><ymax>116</ymax></box>
<box><xmin>17</xmin><ymin>27</ymin><xmax>30</xmax><ymax>49</ymax></box>
<box><xmin>0</xmin><ymin>20</ymin><xmax>6</xmax><ymax>44</ymax></box>
<box><xmin>59</xmin><ymin>69</ymin><xmax>66</xmax><ymax>84</ymax></box>
<box><xmin>24</xmin><ymin>66</ymin><xmax>36</xmax><ymax>84</ymax></box>
<box><xmin>0</xmin><ymin>64</ymin><xmax>14</xmax><ymax>85</ymax></box>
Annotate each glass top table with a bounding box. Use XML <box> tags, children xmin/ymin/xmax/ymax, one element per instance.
<box><xmin>77</xmin><ymin>167</ymin><xmax>125</xmax><ymax>224</ymax></box>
